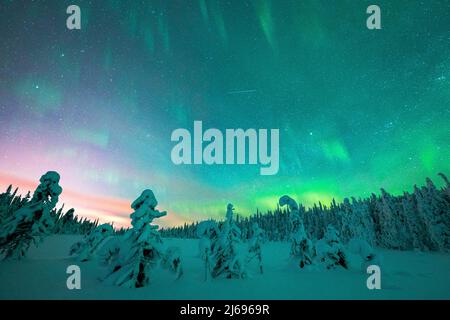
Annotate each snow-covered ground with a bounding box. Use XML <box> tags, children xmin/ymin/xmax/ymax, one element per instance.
<box><xmin>0</xmin><ymin>235</ymin><xmax>449</xmax><ymax>299</ymax></box>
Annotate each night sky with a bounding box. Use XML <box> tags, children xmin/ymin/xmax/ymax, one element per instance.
<box><xmin>1</xmin><ymin>0</ymin><xmax>449</xmax><ymax>227</ymax></box>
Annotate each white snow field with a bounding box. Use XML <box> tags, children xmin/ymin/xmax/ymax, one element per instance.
<box><xmin>0</xmin><ymin>235</ymin><xmax>449</xmax><ymax>300</ymax></box>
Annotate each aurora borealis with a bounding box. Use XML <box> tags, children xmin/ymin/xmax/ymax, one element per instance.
<box><xmin>0</xmin><ymin>0</ymin><xmax>449</xmax><ymax>228</ymax></box>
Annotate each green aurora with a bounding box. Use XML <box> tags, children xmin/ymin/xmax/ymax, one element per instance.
<box><xmin>0</xmin><ymin>0</ymin><xmax>449</xmax><ymax>226</ymax></box>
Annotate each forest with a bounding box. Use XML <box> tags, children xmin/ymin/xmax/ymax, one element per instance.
<box><xmin>161</xmin><ymin>173</ymin><xmax>450</xmax><ymax>252</ymax></box>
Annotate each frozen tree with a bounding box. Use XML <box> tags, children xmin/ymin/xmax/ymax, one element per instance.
<box><xmin>211</xmin><ymin>204</ymin><xmax>246</xmax><ymax>279</ymax></box>
<box><xmin>0</xmin><ymin>186</ymin><xmax>30</xmax><ymax>225</ymax></box>
<box><xmin>0</xmin><ymin>186</ymin><xmax>14</xmax><ymax>223</ymax></box>
<box><xmin>417</xmin><ymin>178</ymin><xmax>450</xmax><ymax>251</ymax></box>
<box><xmin>159</xmin><ymin>173</ymin><xmax>450</xmax><ymax>253</ymax></box>
<box><xmin>438</xmin><ymin>173</ymin><xmax>450</xmax><ymax>231</ymax></box>
<box><xmin>438</xmin><ymin>172</ymin><xmax>450</xmax><ymax>199</ymax></box>
<box><xmin>315</xmin><ymin>225</ymin><xmax>348</xmax><ymax>269</ymax></box>
<box><xmin>53</xmin><ymin>207</ymin><xmax>75</xmax><ymax>234</ymax></box>
<box><xmin>377</xmin><ymin>189</ymin><xmax>410</xmax><ymax>249</ymax></box>
<box><xmin>328</xmin><ymin>198</ymin><xmax>343</xmax><ymax>232</ymax></box>
<box><xmin>339</xmin><ymin>198</ymin><xmax>354</xmax><ymax>243</ymax></box>
<box><xmin>103</xmin><ymin>189</ymin><xmax>168</xmax><ymax>288</ymax></box>
<box><xmin>279</xmin><ymin>195</ymin><xmax>314</xmax><ymax>268</ymax></box>
<box><xmin>348</xmin><ymin>237</ymin><xmax>382</xmax><ymax>271</ymax></box>
<box><xmin>161</xmin><ymin>246</ymin><xmax>183</xmax><ymax>279</ymax></box>
<box><xmin>69</xmin><ymin>223</ymin><xmax>114</xmax><ymax>262</ymax></box>
<box><xmin>340</xmin><ymin>198</ymin><xmax>376</xmax><ymax>246</ymax></box>
<box><xmin>354</xmin><ymin>198</ymin><xmax>376</xmax><ymax>246</ymax></box>
<box><xmin>402</xmin><ymin>192</ymin><xmax>431</xmax><ymax>251</ymax></box>
<box><xmin>0</xmin><ymin>171</ymin><xmax>62</xmax><ymax>260</ymax></box>
<box><xmin>247</xmin><ymin>222</ymin><xmax>264</xmax><ymax>274</ymax></box>
<box><xmin>196</xmin><ymin>220</ymin><xmax>220</xmax><ymax>280</ymax></box>
<box><xmin>98</xmin><ymin>235</ymin><xmax>122</xmax><ymax>268</ymax></box>
<box><xmin>241</xmin><ymin>226</ymin><xmax>248</xmax><ymax>241</ymax></box>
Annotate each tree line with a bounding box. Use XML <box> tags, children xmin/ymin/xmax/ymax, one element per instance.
<box><xmin>160</xmin><ymin>173</ymin><xmax>450</xmax><ymax>252</ymax></box>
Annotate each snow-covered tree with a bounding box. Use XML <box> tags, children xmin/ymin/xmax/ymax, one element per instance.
<box><xmin>0</xmin><ymin>171</ymin><xmax>62</xmax><ymax>260</ymax></box>
<box><xmin>377</xmin><ymin>188</ymin><xmax>410</xmax><ymax>249</ymax></box>
<box><xmin>0</xmin><ymin>186</ymin><xmax>14</xmax><ymax>224</ymax></box>
<box><xmin>279</xmin><ymin>195</ymin><xmax>314</xmax><ymax>268</ymax></box>
<box><xmin>241</xmin><ymin>226</ymin><xmax>248</xmax><ymax>241</ymax></box>
<box><xmin>103</xmin><ymin>189</ymin><xmax>167</xmax><ymax>288</ymax></box>
<box><xmin>416</xmin><ymin>178</ymin><xmax>450</xmax><ymax>251</ymax></box>
<box><xmin>347</xmin><ymin>237</ymin><xmax>382</xmax><ymax>271</ymax></box>
<box><xmin>438</xmin><ymin>172</ymin><xmax>450</xmax><ymax>199</ymax></box>
<box><xmin>355</xmin><ymin>198</ymin><xmax>376</xmax><ymax>246</ymax></box>
<box><xmin>340</xmin><ymin>198</ymin><xmax>376</xmax><ymax>246</ymax></box>
<box><xmin>402</xmin><ymin>192</ymin><xmax>431</xmax><ymax>251</ymax></box>
<box><xmin>247</xmin><ymin>222</ymin><xmax>264</xmax><ymax>274</ymax></box>
<box><xmin>196</xmin><ymin>220</ymin><xmax>220</xmax><ymax>280</ymax></box>
<box><xmin>161</xmin><ymin>246</ymin><xmax>183</xmax><ymax>279</ymax></box>
<box><xmin>211</xmin><ymin>204</ymin><xmax>246</xmax><ymax>279</ymax></box>
<box><xmin>159</xmin><ymin>173</ymin><xmax>450</xmax><ymax>253</ymax></box>
<box><xmin>69</xmin><ymin>223</ymin><xmax>114</xmax><ymax>262</ymax></box>
<box><xmin>339</xmin><ymin>198</ymin><xmax>354</xmax><ymax>243</ymax></box>
<box><xmin>315</xmin><ymin>225</ymin><xmax>348</xmax><ymax>269</ymax></box>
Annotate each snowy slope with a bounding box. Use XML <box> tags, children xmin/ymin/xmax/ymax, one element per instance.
<box><xmin>0</xmin><ymin>235</ymin><xmax>449</xmax><ymax>299</ymax></box>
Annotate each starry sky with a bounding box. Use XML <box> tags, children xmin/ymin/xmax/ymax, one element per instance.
<box><xmin>0</xmin><ymin>0</ymin><xmax>449</xmax><ymax>228</ymax></box>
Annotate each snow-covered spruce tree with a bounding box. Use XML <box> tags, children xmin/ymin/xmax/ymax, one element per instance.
<box><xmin>347</xmin><ymin>237</ymin><xmax>382</xmax><ymax>271</ymax></box>
<box><xmin>211</xmin><ymin>204</ymin><xmax>246</xmax><ymax>279</ymax></box>
<box><xmin>53</xmin><ymin>208</ymin><xmax>76</xmax><ymax>234</ymax></box>
<box><xmin>69</xmin><ymin>223</ymin><xmax>114</xmax><ymax>262</ymax></box>
<box><xmin>241</xmin><ymin>226</ymin><xmax>248</xmax><ymax>241</ymax></box>
<box><xmin>0</xmin><ymin>185</ymin><xmax>14</xmax><ymax>224</ymax></box>
<box><xmin>339</xmin><ymin>198</ymin><xmax>354</xmax><ymax>243</ymax></box>
<box><xmin>196</xmin><ymin>220</ymin><xmax>220</xmax><ymax>280</ymax></box>
<box><xmin>437</xmin><ymin>173</ymin><xmax>450</xmax><ymax>231</ymax></box>
<box><xmin>402</xmin><ymin>192</ymin><xmax>431</xmax><ymax>251</ymax></box>
<box><xmin>279</xmin><ymin>195</ymin><xmax>314</xmax><ymax>268</ymax></box>
<box><xmin>328</xmin><ymin>198</ymin><xmax>343</xmax><ymax>233</ymax></box>
<box><xmin>0</xmin><ymin>171</ymin><xmax>62</xmax><ymax>260</ymax></box>
<box><xmin>0</xmin><ymin>186</ymin><xmax>30</xmax><ymax>225</ymax></box>
<box><xmin>315</xmin><ymin>225</ymin><xmax>348</xmax><ymax>269</ymax></box>
<box><xmin>247</xmin><ymin>222</ymin><xmax>264</xmax><ymax>274</ymax></box>
<box><xmin>367</xmin><ymin>193</ymin><xmax>383</xmax><ymax>246</ymax></box>
<box><xmin>161</xmin><ymin>246</ymin><xmax>183</xmax><ymax>279</ymax></box>
<box><xmin>416</xmin><ymin>178</ymin><xmax>450</xmax><ymax>251</ymax></box>
<box><xmin>355</xmin><ymin>198</ymin><xmax>377</xmax><ymax>247</ymax></box>
<box><xmin>311</xmin><ymin>203</ymin><xmax>326</xmax><ymax>239</ymax></box>
<box><xmin>103</xmin><ymin>190</ymin><xmax>167</xmax><ymax>288</ymax></box>
<box><xmin>340</xmin><ymin>197</ymin><xmax>376</xmax><ymax>246</ymax></box>
<box><xmin>377</xmin><ymin>188</ymin><xmax>410</xmax><ymax>250</ymax></box>
<box><xmin>438</xmin><ymin>172</ymin><xmax>450</xmax><ymax>199</ymax></box>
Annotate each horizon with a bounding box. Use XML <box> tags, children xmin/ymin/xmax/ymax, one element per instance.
<box><xmin>0</xmin><ymin>171</ymin><xmax>447</xmax><ymax>229</ymax></box>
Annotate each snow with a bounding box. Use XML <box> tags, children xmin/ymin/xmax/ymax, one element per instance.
<box><xmin>101</xmin><ymin>190</ymin><xmax>169</xmax><ymax>288</ymax></box>
<box><xmin>69</xmin><ymin>223</ymin><xmax>114</xmax><ymax>262</ymax></box>
<box><xmin>210</xmin><ymin>204</ymin><xmax>246</xmax><ymax>279</ymax></box>
<box><xmin>0</xmin><ymin>235</ymin><xmax>449</xmax><ymax>299</ymax></box>
<box><xmin>0</xmin><ymin>171</ymin><xmax>63</xmax><ymax>259</ymax></box>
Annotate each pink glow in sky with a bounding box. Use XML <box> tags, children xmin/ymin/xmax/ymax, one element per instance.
<box><xmin>0</xmin><ymin>171</ymin><xmax>187</xmax><ymax>229</ymax></box>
